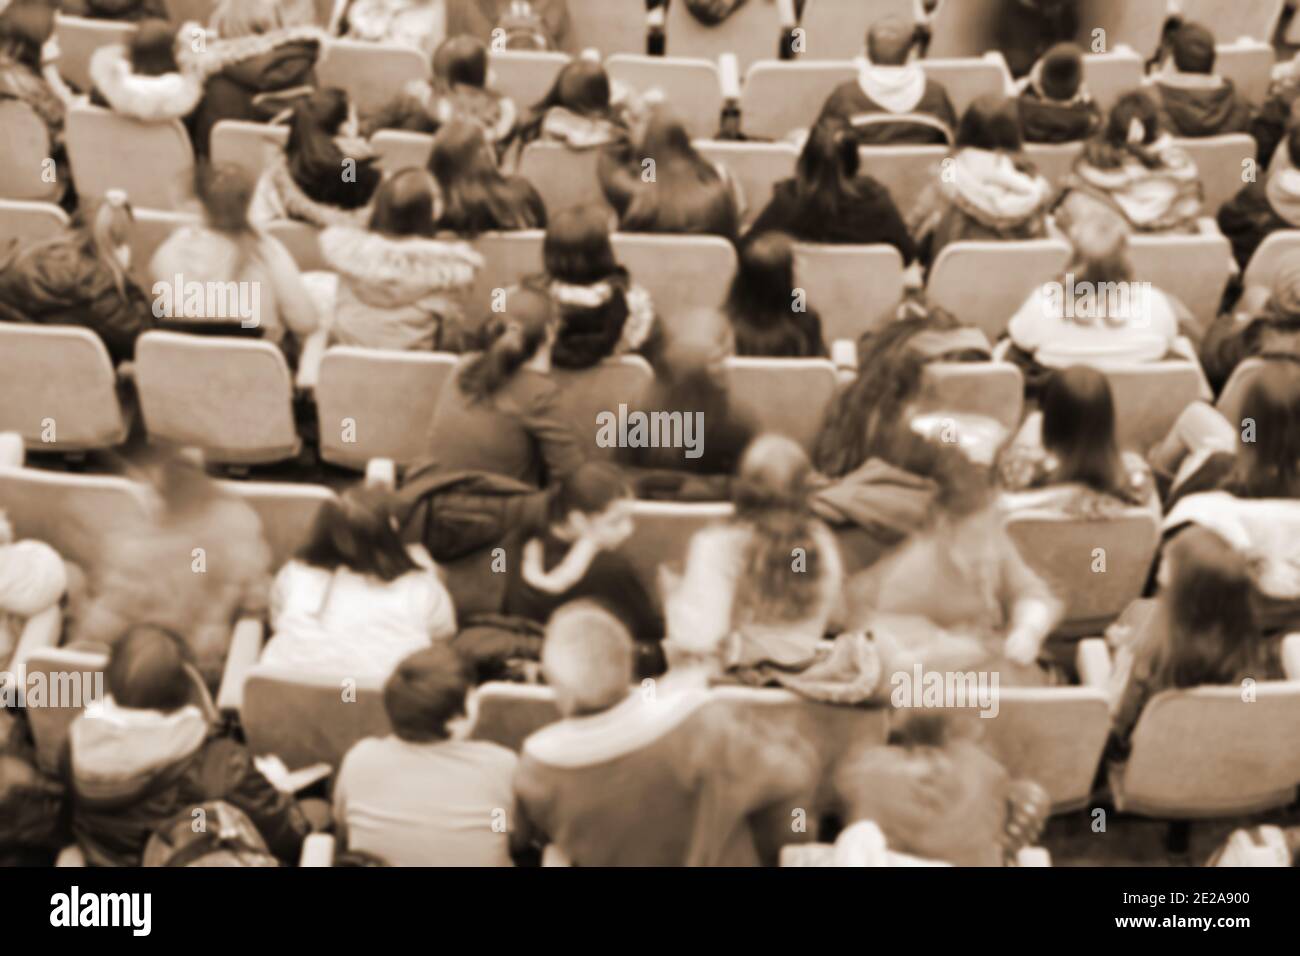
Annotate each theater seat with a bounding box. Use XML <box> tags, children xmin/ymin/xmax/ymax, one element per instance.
<box><xmin>210</xmin><ymin>120</ymin><xmax>289</xmax><ymax>180</ymax></box>
<box><xmin>515</xmin><ymin>141</ymin><xmax>610</xmax><ymax>217</ymax></box>
<box><xmin>793</xmin><ymin>0</ymin><xmax>916</xmax><ymax>62</ymax></box>
<box><xmin>606</xmin><ymin>54</ymin><xmax>725</xmax><ymax>139</ymax></box>
<box><xmin>620</xmin><ymin>500</ymin><xmax>734</xmax><ymax>597</ymax></box>
<box><xmin>314</xmin><ymin>347</ymin><xmax>459</xmax><ymax>471</ymax></box>
<box><xmin>219</xmin><ymin>479</ymin><xmax>336</xmax><ymax>568</ymax></box>
<box><xmin>1023</xmin><ymin>141</ymin><xmax>1084</xmax><ymax>188</ymax></box>
<box><xmin>470</xmin><ymin>682</ymin><xmax>564</xmax><ymax>752</ymax></box>
<box><xmin>666</xmin><ymin>0</ymin><xmax>790</xmax><ymax>74</ymax></box>
<box><xmin>266</xmin><ymin>219</ymin><xmax>328</xmax><ymax>272</ymax></box>
<box><xmin>1127</xmin><ymin>227</ymin><xmax>1233</xmax><ymax>331</ymax></box>
<box><xmin>695</xmin><ymin>139</ymin><xmax>797</xmax><ymax>226</ymax></box>
<box><xmin>793</xmin><ymin>243</ymin><xmax>905</xmax><ymax>343</ymax></box>
<box><xmin>130</xmin><ymin>207</ymin><xmax>200</xmax><ymax>287</ymax></box>
<box><xmin>1098</xmin><ymin>359</ymin><xmax>1210</xmax><ymax>453</ymax></box>
<box><xmin>488</xmin><ymin>50</ymin><xmax>568</xmax><ymax>115</ymax></box>
<box><xmin>0</xmin><ymin>199</ymin><xmax>68</xmax><ymax>243</ymax></box>
<box><xmin>549</xmin><ymin>356</ymin><xmax>654</xmax><ymax>461</ymax></box>
<box><xmin>0</xmin><ymin>325</ymin><xmax>129</xmax><ymax>453</ymax></box>
<box><xmin>1180</xmin><ymin>0</ymin><xmax>1285</xmax><ymax>46</ymax></box>
<box><xmin>927</xmin><ymin>239</ymin><xmax>1073</xmax><ymax>342</ymax></box>
<box><xmin>918</xmin><ymin>362</ymin><xmax>1025</xmax><ymax>433</ymax></box>
<box><xmin>65</xmin><ymin>104</ymin><xmax>195</xmax><ymax>210</ymax></box>
<box><xmin>315</xmin><ymin>39</ymin><xmax>429</xmax><ymax>114</ymax></box>
<box><xmin>1105</xmin><ymin>633</ymin><xmax>1300</xmax><ymax>817</ymax></box>
<box><xmin>53</xmin><ymin>14</ymin><xmax>136</xmax><ymax>94</ymax></box>
<box><xmin>855</xmin><ymin>143</ymin><xmax>948</xmax><ymax>220</ymax></box>
<box><xmin>723</xmin><ymin>357</ymin><xmax>839</xmax><ymax>453</ymax></box>
<box><xmin>22</xmin><ymin>646</ymin><xmax>109</xmax><ymax>774</ymax></box>
<box><xmin>1213</xmin><ymin>39</ymin><xmax>1275</xmax><ymax>105</ymax></box>
<box><xmin>566</xmin><ymin>0</ymin><xmax>649</xmax><ymax>56</ymax></box>
<box><xmin>466</xmin><ymin>230</ymin><xmax>545</xmax><ymax>325</ymax></box>
<box><xmin>1082</xmin><ymin>47</ymin><xmax>1144</xmax><ymax>112</ymax></box>
<box><xmin>134</xmin><ymin>331</ymin><xmax>301</xmax><ymax>467</ymax></box>
<box><xmin>611</xmin><ymin>233</ymin><xmax>737</xmax><ymax>337</ymax></box>
<box><xmin>1215</xmin><ymin>356</ymin><xmax>1268</xmax><ymax>426</ymax></box>
<box><xmin>0</xmin><ymin>101</ymin><xmax>62</xmax><ymax>202</ymax></box>
<box><xmin>369</xmin><ymin>129</ymin><xmax>435</xmax><ymax>176</ymax></box>
<box><xmin>1175</xmin><ymin>134</ymin><xmax>1256</xmax><ymax>218</ymax></box>
<box><xmin>1242</xmin><ymin>229</ymin><xmax>1300</xmax><ymax>293</ymax></box>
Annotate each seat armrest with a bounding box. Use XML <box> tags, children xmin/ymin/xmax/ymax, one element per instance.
<box><xmin>1282</xmin><ymin>633</ymin><xmax>1300</xmax><ymax>681</ymax></box>
<box><xmin>8</xmin><ymin>606</ymin><xmax>61</xmax><ymax>680</ymax></box>
<box><xmin>216</xmin><ymin>617</ymin><xmax>264</xmax><ymax>714</ymax></box>
<box><xmin>365</xmin><ymin>457</ymin><xmax>397</xmax><ymax>490</ymax></box>
<box><xmin>295</xmin><ymin>329</ymin><xmax>329</xmax><ymax>391</ymax></box>
<box><xmin>1076</xmin><ymin>638</ymin><xmax>1112</xmax><ymax>690</ymax></box>
<box><xmin>300</xmin><ymin>833</ymin><xmax>336</xmax><ymax>867</ymax></box>
<box><xmin>56</xmin><ymin>845</ymin><xmax>86</xmax><ymax>867</ymax></box>
<box><xmin>0</xmin><ymin>431</ymin><xmax>23</xmax><ymax>467</ymax></box>
<box><xmin>719</xmin><ymin>53</ymin><xmax>740</xmax><ymax>102</ymax></box>
<box><xmin>776</xmin><ymin>0</ymin><xmax>797</xmax><ymax>28</ymax></box>
<box><xmin>1016</xmin><ymin>847</ymin><xmax>1051</xmax><ymax>867</ymax></box>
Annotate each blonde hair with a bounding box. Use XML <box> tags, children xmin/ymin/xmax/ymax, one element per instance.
<box><xmin>209</xmin><ymin>0</ymin><xmax>313</xmax><ymax>37</ymax></box>
<box><xmin>542</xmin><ymin>602</ymin><xmax>633</xmax><ymax>717</ymax></box>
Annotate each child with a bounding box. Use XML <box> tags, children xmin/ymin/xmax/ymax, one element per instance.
<box><xmin>1150</xmin><ymin>21</ymin><xmax>1252</xmax><ymax>139</ymax></box>
<box><xmin>1016</xmin><ymin>42</ymin><xmax>1101</xmax><ymax>144</ymax></box>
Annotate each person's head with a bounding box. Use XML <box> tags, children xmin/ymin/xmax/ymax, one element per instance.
<box><xmin>1172</xmin><ymin>21</ymin><xmax>1216</xmax><ymax>74</ymax></box>
<box><xmin>1064</xmin><ymin>212</ymin><xmax>1132</xmax><ymax>285</ymax></box>
<box><xmin>286</xmin><ymin>87</ymin><xmax>375</xmax><ymax>208</ymax></box>
<box><xmin>194</xmin><ymin>162</ymin><xmax>256</xmax><ymax>235</ymax></box>
<box><xmin>432</xmin><ymin>34</ymin><xmax>488</xmax><ymax>88</ymax></box>
<box><xmin>729</xmin><ymin>231</ymin><xmax>798</xmax><ymax>321</ymax></box>
<box><xmin>0</xmin><ymin>0</ymin><xmax>55</xmax><ymax>71</ymax></box>
<box><xmin>383</xmin><ymin>644</ymin><xmax>474</xmax><ymax>743</ymax></box>
<box><xmin>129</xmin><ymin>19</ymin><xmax>178</xmax><ymax>76</ymax></box>
<box><xmin>543</xmin><ymin>204</ymin><xmax>619</xmax><ymax>284</ymax></box>
<box><xmin>542</xmin><ymin>601</ymin><xmax>633</xmax><ymax>717</ymax></box>
<box><xmin>1039</xmin><ymin>365</ymin><xmax>1127</xmax><ymax>497</ymax></box>
<box><xmin>865</xmin><ymin>15</ymin><xmax>917</xmax><ymax>66</ymax></box>
<box><xmin>1087</xmin><ymin>89</ymin><xmax>1163</xmax><ymax>170</ymax></box>
<box><xmin>954</xmin><ymin>94</ymin><xmax>1023</xmax><ymax>152</ymax></box>
<box><xmin>536</xmin><ymin>56</ymin><xmax>611</xmax><ymax>117</ymax></box>
<box><xmin>368</xmin><ymin>167</ymin><xmax>440</xmax><ymax>237</ymax></box>
<box><xmin>129</xmin><ymin>445</ymin><xmax>221</xmax><ymax>516</ymax></box>
<box><xmin>635</xmin><ymin>105</ymin><xmax>699</xmax><ymax>165</ymax></box>
<box><xmin>1229</xmin><ymin>361</ymin><xmax>1300</xmax><ymax>498</ymax></box>
<box><xmin>209</xmin><ymin>0</ymin><xmax>311</xmax><ymax>37</ymax></box>
<box><xmin>427</xmin><ymin>119</ymin><xmax>531</xmax><ymax>235</ymax></box>
<box><xmin>457</xmin><ymin>285</ymin><xmax>557</xmax><ymax>400</ymax></box>
<box><xmin>1038</xmin><ymin>42</ymin><xmax>1083</xmax><ymax>101</ymax></box>
<box><xmin>548</xmin><ymin>462</ymin><xmax>635</xmax><ymax>546</ymax></box>
<box><xmin>88</xmin><ymin>189</ymin><xmax>136</xmax><ymax>297</ymax></box>
<box><xmin>794</xmin><ymin>119</ymin><xmax>861</xmax><ymax>216</ymax></box>
<box><xmin>296</xmin><ymin>484</ymin><xmax>420</xmax><ymax>582</ymax></box>
<box><xmin>734</xmin><ymin>434</ymin><xmax>811</xmax><ymax>516</ymax></box>
<box><xmin>1155</xmin><ymin>526</ymin><xmax>1262</xmax><ymax>689</ymax></box>
<box><xmin>105</xmin><ymin>624</ymin><xmax>196</xmax><ymax>713</ymax></box>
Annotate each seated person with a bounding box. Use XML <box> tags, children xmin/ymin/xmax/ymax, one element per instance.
<box><xmin>1218</xmin><ymin>124</ymin><xmax>1300</xmax><ymax>272</ymax></box>
<box><xmin>1149</xmin><ymin>21</ymin><xmax>1252</xmax><ymax>139</ymax></box>
<box><xmin>814</xmin><ymin>15</ymin><xmax>956</xmax><ymax>146</ymax></box>
<box><xmin>66</xmin><ymin>624</ymin><xmax>311</xmax><ymax>867</ymax></box>
<box><xmin>89</xmin><ymin>19</ymin><xmax>203</xmax><ymax>125</ymax></box>
<box><xmin>261</xmin><ymin>486</ymin><xmax>457</xmax><ymax>681</ymax></box>
<box><xmin>339</xmin><ymin>0</ymin><xmax>447</xmax><ymax>57</ymax></box>
<box><xmin>998</xmin><ymin>365</ymin><xmax>1159</xmax><ymax>518</ymax></box>
<box><xmin>1200</xmin><ymin>259</ymin><xmax>1300</xmax><ymax>392</ymax></box>
<box><xmin>430</xmin><ymin>119</ymin><xmax>546</xmax><ymax>235</ymax></box>
<box><xmin>503</xmin><ymin>462</ymin><xmax>663</xmax><ymax>673</ymax></box>
<box><xmin>1016</xmin><ymin>42</ymin><xmax>1101</xmax><ymax>144</ymax></box>
<box><xmin>0</xmin><ymin>509</ymin><xmax>66</xmax><ymax>670</ymax></box>
<box><xmin>333</xmin><ymin>644</ymin><xmax>523</xmax><ymax>866</ymax></box>
<box><xmin>512</xmin><ymin>601</ymin><xmax>819</xmax><ymax>865</ymax></box>
<box><xmin>514</xmin><ymin>55</ymin><xmax>628</xmax><ymax>153</ymax></box>
<box><xmin>725</xmin><ymin>232</ymin><xmax>827</xmax><ymax>358</ymax></box>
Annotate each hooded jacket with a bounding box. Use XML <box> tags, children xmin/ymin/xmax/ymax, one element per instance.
<box><xmin>66</xmin><ymin>697</ymin><xmax>309</xmax><ymax>867</ymax></box>
<box><xmin>0</xmin><ymin>234</ymin><xmax>154</xmax><ymax>365</ymax></box>
<box><xmin>250</xmin><ymin>152</ymin><xmax>379</xmax><ymax>229</ymax></box>
<box><xmin>1153</xmin><ymin>72</ymin><xmax>1252</xmax><ymax>138</ymax></box>
<box><xmin>320</xmin><ymin>226</ymin><xmax>484</xmax><ymax>351</ymax></box>
<box><xmin>747</xmin><ymin>175</ymin><xmax>917</xmax><ymax>260</ymax></box>
<box><xmin>536</xmin><ymin>271</ymin><xmax>655</xmax><ymax>370</ymax></box>
<box><xmin>1057</xmin><ymin>138</ymin><xmax>1203</xmax><ymax>234</ymax></box>
<box><xmin>88</xmin><ymin>43</ymin><xmax>203</xmax><ymax>123</ymax></box>
<box><xmin>1218</xmin><ymin>167</ymin><xmax>1300</xmax><ymax>270</ymax></box>
<box><xmin>514</xmin><ymin>687</ymin><xmax>819</xmax><ymax>866</ymax></box>
<box><xmin>816</xmin><ymin>63</ymin><xmax>957</xmax><ymax>146</ymax></box>
<box><xmin>374</xmin><ymin>77</ymin><xmax>517</xmax><ymax>146</ymax></box>
<box><xmin>179</xmin><ymin>23</ymin><xmax>325</xmax><ymax>157</ymax></box>
<box><xmin>1017</xmin><ymin>84</ymin><xmax>1101</xmax><ymax>144</ymax></box>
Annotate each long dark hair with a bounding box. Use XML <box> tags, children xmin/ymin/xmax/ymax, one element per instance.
<box><xmin>195</xmin><ymin>162</ymin><xmax>263</xmax><ymax>275</ymax></box>
<box><xmin>1225</xmin><ymin>361</ymin><xmax>1300</xmax><ymax>498</ymax></box>
<box><xmin>954</xmin><ymin>93</ymin><xmax>1024</xmax><ymax>152</ymax></box>
<box><xmin>1084</xmin><ymin>89</ymin><xmax>1164</xmax><ymax>170</ymax></box>
<box><xmin>368</xmin><ymin>167</ymin><xmax>439</xmax><ymax>237</ymax></box>
<box><xmin>457</xmin><ymin>285</ymin><xmax>555</xmax><ymax>400</ymax></box>
<box><xmin>0</xmin><ymin>0</ymin><xmax>54</xmax><ymax>71</ymax></box>
<box><xmin>296</xmin><ymin>485</ymin><xmax>420</xmax><ymax>582</ymax></box>
<box><xmin>542</xmin><ymin>205</ymin><xmax>631</xmax><ymax>369</ymax></box>
<box><xmin>794</xmin><ymin>119</ymin><xmax>867</xmax><ymax>225</ymax></box>
<box><xmin>286</xmin><ymin>87</ymin><xmax>380</xmax><ymax>209</ymax></box>
<box><xmin>726</xmin><ymin>231</ymin><xmax>823</xmax><ymax>358</ymax></box>
<box><xmin>517</xmin><ymin>57</ymin><xmax>617</xmax><ymax>146</ymax></box>
<box><xmin>1039</xmin><ymin>365</ymin><xmax>1131</xmax><ymax>499</ymax></box>
<box><xmin>429</xmin><ymin>119</ymin><xmax>541</xmax><ymax>235</ymax></box>
<box><xmin>129</xmin><ymin>19</ymin><xmax>179</xmax><ymax>77</ymax></box>
<box><xmin>431</xmin><ymin>34</ymin><xmax>488</xmax><ymax>88</ymax></box>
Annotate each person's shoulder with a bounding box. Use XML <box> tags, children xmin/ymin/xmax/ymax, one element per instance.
<box><xmin>457</xmin><ymin>739</ymin><xmax>519</xmax><ymax>772</ymax></box>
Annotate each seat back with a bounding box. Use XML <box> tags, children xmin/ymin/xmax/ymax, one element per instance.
<box><xmin>516</xmin><ymin>141</ymin><xmax>610</xmax><ymax>217</ymax></box>
<box><xmin>22</xmin><ymin>647</ymin><xmax>108</xmax><ymax>775</ymax></box>
<box><xmin>1099</xmin><ymin>360</ymin><xmax>1209</xmax><ymax>452</ymax></box>
<box><xmin>1242</xmin><ymin>229</ymin><xmax>1300</xmax><ymax>292</ymax></box>
<box><xmin>1023</xmin><ymin>141</ymin><xmax>1084</xmax><ymax>187</ymax></box>
<box><xmin>918</xmin><ymin>362</ymin><xmax>1025</xmax><ymax>433</ymax></box>
<box><xmin>0</xmin><ymin>100</ymin><xmax>61</xmax><ymax>202</ymax></box>
<box><xmin>466</xmin><ymin>230</ymin><xmax>545</xmax><ymax>325</ymax></box>
<box><xmin>695</xmin><ymin>139</ymin><xmax>797</xmax><ymax>226</ymax></box>
<box><xmin>1176</xmin><ymin>0</ymin><xmax>1285</xmax><ymax>44</ymax></box>
<box><xmin>315</xmin><ymin>348</ymin><xmax>459</xmax><ymax>469</ymax></box>
<box><xmin>266</xmin><ymin>219</ymin><xmax>327</xmax><ymax>271</ymax></box>
<box><xmin>0</xmin><ymin>464</ymin><xmax>150</xmax><ymax>571</ymax></box>
<box><xmin>855</xmin><ymin>143</ymin><xmax>947</xmax><ymax>219</ymax></box>
<box><xmin>220</xmin><ymin>480</ymin><xmax>335</xmax><ymax>568</ymax></box>
<box><xmin>1127</xmin><ymin>230</ymin><xmax>1233</xmax><ymax>330</ymax></box>
<box><xmin>740</xmin><ymin>60</ymin><xmax>851</xmax><ymax>140</ymax></box>
<box><xmin>666</xmin><ymin>0</ymin><xmax>785</xmax><ymax>73</ymax></box>
<box><xmin>315</xmin><ymin>39</ymin><xmax>428</xmax><ymax>114</ymax></box>
<box><xmin>793</xmin><ymin>243</ymin><xmax>904</xmax><ymax>343</ymax></box>
<box><xmin>1118</xmin><ymin>677</ymin><xmax>1300</xmax><ymax>816</ymax></box>
<box><xmin>723</xmin><ymin>357</ymin><xmax>838</xmax><ymax>453</ymax></box>
<box><xmin>164</xmin><ymin>0</ymin><xmax>219</xmax><ymax>25</ymax></box>
<box><xmin>134</xmin><ymin>331</ymin><xmax>301</xmax><ymax>465</ymax></box>
<box><xmin>1004</xmin><ymin>509</ymin><xmax>1160</xmax><ymax>636</ymax></box>
<box><xmin>1081</xmin><ymin>48</ymin><xmax>1144</xmax><ymax>111</ymax></box>
<box><xmin>66</xmin><ymin>104</ymin><xmax>194</xmax><ymax>209</ymax></box>
<box><xmin>926</xmin><ymin>0</ymin><xmax>1004</xmax><ymax>58</ymax></box>
<box><xmin>1175</xmin><ymin>134</ymin><xmax>1256</xmax><ymax>216</ymax></box>
<box><xmin>488</xmin><ymin>50</ymin><xmax>569</xmax><ymax>114</ymax></box>
<box><xmin>549</xmin><ymin>356</ymin><xmax>655</xmax><ymax>461</ymax></box>
<box><xmin>129</xmin><ymin>207</ymin><xmax>200</xmax><ymax>287</ymax></box>
<box><xmin>620</xmin><ymin>501</ymin><xmax>733</xmax><ymax>595</ymax></box>
<box><xmin>794</xmin><ymin>0</ymin><xmax>916</xmax><ymax>61</ymax></box>
<box><xmin>242</xmin><ymin>666</ymin><xmax>390</xmax><ymax>769</ymax></box>
<box><xmin>369</xmin><ymin>128</ymin><xmax>435</xmax><ymax>176</ymax></box>
<box><xmin>1216</xmin><ymin>356</ymin><xmax>1268</xmax><ymax>427</ymax></box>
<box><xmin>606</xmin><ymin>54</ymin><xmax>723</xmax><ymax>139</ymax></box>
<box><xmin>1214</xmin><ymin>39</ymin><xmax>1275</xmax><ymax>105</ymax></box>
<box><xmin>470</xmin><ymin>683</ymin><xmax>564</xmax><ymax>751</ymax></box>
<box><xmin>918</xmin><ymin>55</ymin><xmax>1012</xmax><ymax>117</ymax></box>
<box><xmin>0</xmin><ymin>326</ymin><xmax>128</xmax><ymax>452</ymax></box>
<box><xmin>567</xmin><ymin>0</ymin><xmax>648</xmax><ymax>56</ymax></box>
<box><xmin>0</xmin><ymin>199</ymin><xmax>68</xmax><ymax>243</ymax></box>
<box><xmin>54</xmin><ymin>15</ymin><xmax>136</xmax><ymax>93</ymax></box>
<box><xmin>210</xmin><ymin>120</ymin><xmax>288</xmax><ymax>180</ymax></box>
<box><xmin>927</xmin><ymin>239</ymin><xmax>1073</xmax><ymax>342</ymax></box>
<box><xmin>611</xmin><ymin>233</ymin><xmax>736</xmax><ymax>338</ymax></box>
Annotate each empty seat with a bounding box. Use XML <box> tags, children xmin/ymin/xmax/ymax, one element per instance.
<box><xmin>130</xmin><ymin>207</ymin><xmax>200</xmax><ymax>287</ymax></box>
<box><xmin>1242</xmin><ymin>229</ymin><xmax>1300</xmax><ymax>292</ymax></box>
<box><xmin>515</xmin><ymin>141</ymin><xmax>610</xmax><ymax>217</ymax></box>
<box><xmin>1216</xmin><ymin>356</ymin><xmax>1268</xmax><ymax>426</ymax></box>
<box><xmin>794</xmin><ymin>0</ymin><xmax>916</xmax><ymax>61</ymax></box>
<box><xmin>740</xmin><ymin>61</ymin><xmax>851</xmax><ymax>141</ymax></box>
<box><xmin>220</xmin><ymin>480</ymin><xmax>336</xmax><ymax>568</ymax></box>
<box><xmin>567</xmin><ymin>0</ymin><xmax>648</xmax><ymax>56</ymax></box>
<box><xmin>65</xmin><ymin>104</ymin><xmax>195</xmax><ymax>210</ymax></box>
<box><xmin>21</xmin><ymin>646</ymin><xmax>109</xmax><ymax>774</ymax></box>
<box><xmin>1213</xmin><ymin>39</ymin><xmax>1275</xmax><ymax>105</ymax></box>
<box><xmin>0</xmin><ymin>100</ymin><xmax>62</xmax><ymax>202</ymax></box>
<box><xmin>611</xmin><ymin>233</ymin><xmax>737</xmax><ymax>338</ymax></box>
<box><xmin>723</xmin><ymin>357</ymin><xmax>838</xmax><ymax>453</ymax></box>
<box><xmin>1023</xmin><ymin>141</ymin><xmax>1084</xmax><ymax>187</ymax></box>
<box><xmin>54</xmin><ymin>14</ymin><xmax>136</xmax><ymax>94</ymax></box>
<box><xmin>314</xmin><ymin>347</ymin><xmax>459</xmax><ymax>470</ymax></box>
<box><xmin>266</xmin><ymin>219</ymin><xmax>328</xmax><ymax>271</ymax></box>
<box><xmin>918</xmin><ymin>362</ymin><xmax>1025</xmax><ymax>432</ymax></box>
<box><xmin>1176</xmin><ymin>134</ymin><xmax>1256</xmax><ymax>217</ymax></box>
<box><xmin>1099</xmin><ymin>360</ymin><xmax>1210</xmax><ymax>453</ymax></box>
<box><xmin>0</xmin><ymin>199</ymin><xmax>69</xmax><ymax>244</ymax></box>
<box><xmin>1082</xmin><ymin>47</ymin><xmax>1144</xmax><ymax>111</ymax></box>
<box><xmin>620</xmin><ymin>500</ymin><xmax>734</xmax><ymax>596</ymax></box>
<box><xmin>917</xmin><ymin>55</ymin><xmax>1012</xmax><ymax>116</ymax></box>
<box><xmin>549</xmin><ymin>356</ymin><xmax>655</xmax><ymax>461</ymax></box>
<box><xmin>1127</xmin><ymin>229</ymin><xmax>1233</xmax><ymax>330</ymax></box>
<box><xmin>466</xmin><ymin>229</ymin><xmax>545</xmax><ymax>325</ymax></box>
<box><xmin>927</xmin><ymin>239</ymin><xmax>1073</xmax><ymax>342</ymax></box>
<box><xmin>606</xmin><ymin>54</ymin><xmax>724</xmax><ymax>139</ymax></box>
<box><xmin>134</xmin><ymin>331</ymin><xmax>301</xmax><ymax>466</ymax></box>
<box><xmin>695</xmin><ymin>139</ymin><xmax>797</xmax><ymax>225</ymax></box>
<box><xmin>0</xmin><ymin>326</ymin><xmax>129</xmax><ymax>453</ymax></box>
<box><xmin>315</xmin><ymin>39</ymin><xmax>429</xmax><ymax>114</ymax></box>
<box><xmin>369</xmin><ymin>128</ymin><xmax>435</xmax><ymax>175</ymax></box>
<box><xmin>666</xmin><ymin>0</ymin><xmax>787</xmax><ymax>74</ymax></box>
<box><xmin>488</xmin><ymin>50</ymin><xmax>569</xmax><ymax>114</ymax></box>
<box><xmin>1005</xmin><ymin>508</ymin><xmax>1161</xmax><ymax>638</ymax></box>
<box><xmin>210</xmin><ymin>120</ymin><xmax>289</xmax><ymax>180</ymax></box>
<box><xmin>793</xmin><ymin>243</ymin><xmax>905</xmax><ymax>343</ymax></box>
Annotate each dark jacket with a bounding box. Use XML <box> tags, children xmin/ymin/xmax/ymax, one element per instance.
<box><xmin>179</xmin><ymin>26</ymin><xmax>325</xmax><ymax>158</ymax></box>
<box><xmin>747</xmin><ymin>177</ymin><xmax>917</xmax><ymax>262</ymax></box>
<box><xmin>1154</xmin><ymin>79</ymin><xmax>1253</xmax><ymax>138</ymax></box>
<box><xmin>997</xmin><ymin>0</ymin><xmax>1080</xmax><ymax>79</ymax></box>
<box><xmin>65</xmin><ymin>702</ymin><xmax>309</xmax><ymax>867</ymax></box>
<box><xmin>0</xmin><ymin>235</ymin><xmax>154</xmax><ymax>364</ymax></box>
<box><xmin>730</xmin><ymin>305</ymin><xmax>827</xmax><ymax>359</ymax></box>
<box><xmin>1016</xmin><ymin>87</ymin><xmax>1102</xmax><ymax>143</ymax></box>
<box><xmin>815</xmin><ymin>76</ymin><xmax>957</xmax><ymax>146</ymax></box>
<box><xmin>64</xmin><ymin>0</ymin><xmax>166</xmax><ymax>21</ymax></box>
<box><xmin>1217</xmin><ymin>178</ymin><xmax>1300</xmax><ymax>271</ymax></box>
